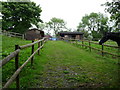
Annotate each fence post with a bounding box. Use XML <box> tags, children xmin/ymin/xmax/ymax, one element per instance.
<box><xmin>102</xmin><ymin>45</ymin><xmax>104</xmax><ymax>56</ymax></box>
<box><xmin>31</xmin><ymin>40</ymin><xmax>34</xmax><ymax>66</ymax></box>
<box><xmin>38</xmin><ymin>41</ymin><xmax>40</xmax><ymax>55</ymax></box>
<box><xmin>15</xmin><ymin>45</ymin><xmax>20</xmax><ymax>89</ymax></box>
<box><xmin>89</xmin><ymin>40</ymin><xmax>91</xmax><ymax>52</ymax></box>
<box><xmin>22</xmin><ymin>34</ymin><xmax>24</xmax><ymax>39</ymax></box>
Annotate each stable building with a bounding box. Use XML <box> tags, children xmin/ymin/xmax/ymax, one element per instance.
<box><xmin>24</xmin><ymin>28</ymin><xmax>44</xmax><ymax>40</ymax></box>
<box><xmin>58</xmin><ymin>32</ymin><xmax>84</xmax><ymax>40</ymax></box>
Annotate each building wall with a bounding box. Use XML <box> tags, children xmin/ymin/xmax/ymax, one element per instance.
<box><xmin>62</xmin><ymin>35</ymin><xmax>83</xmax><ymax>40</ymax></box>
<box><xmin>25</xmin><ymin>30</ymin><xmax>44</xmax><ymax>40</ymax></box>
<box><xmin>76</xmin><ymin>35</ymin><xmax>83</xmax><ymax>40</ymax></box>
<box><xmin>75</xmin><ymin>35</ymin><xmax>79</xmax><ymax>39</ymax></box>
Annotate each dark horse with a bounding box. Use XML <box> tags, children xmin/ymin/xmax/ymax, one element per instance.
<box><xmin>99</xmin><ymin>32</ymin><xmax>120</xmax><ymax>46</ymax></box>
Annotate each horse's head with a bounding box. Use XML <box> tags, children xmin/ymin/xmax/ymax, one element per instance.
<box><xmin>99</xmin><ymin>33</ymin><xmax>110</xmax><ymax>45</ymax></box>
<box><xmin>99</xmin><ymin>32</ymin><xmax>120</xmax><ymax>46</ymax></box>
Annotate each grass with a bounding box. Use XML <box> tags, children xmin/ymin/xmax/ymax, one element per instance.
<box><xmin>2</xmin><ymin>35</ymin><xmax>120</xmax><ymax>88</ymax></box>
<box><xmin>35</xmin><ymin>41</ymin><xmax>119</xmax><ymax>88</ymax></box>
<box><xmin>74</xmin><ymin>40</ymin><xmax>119</xmax><ymax>57</ymax></box>
<box><xmin>2</xmin><ymin>35</ymin><xmax>48</xmax><ymax>88</ymax></box>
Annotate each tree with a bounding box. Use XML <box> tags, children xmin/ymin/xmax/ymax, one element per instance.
<box><xmin>77</xmin><ymin>12</ymin><xmax>109</xmax><ymax>40</ymax></box>
<box><xmin>45</xmin><ymin>22</ymin><xmax>53</xmax><ymax>35</ymax></box>
<box><xmin>47</xmin><ymin>17</ymin><xmax>66</xmax><ymax>36</ymax></box>
<box><xmin>103</xmin><ymin>0</ymin><xmax>120</xmax><ymax>27</ymax></box>
<box><xmin>96</xmin><ymin>13</ymin><xmax>109</xmax><ymax>35</ymax></box>
<box><xmin>37</xmin><ymin>22</ymin><xmax>46</xmax><ymax>30</ymax></box>
<box><xmin>77</xmin><ymin>22</ymin><xmax>89</xmax><ymax>38</ymax></box>
<box><xmin>81</xmin><ymin>15</ymin><xmax>90</xmax><ymax>31</ymax></box>
<box><xmin>1</xmin><ymin>1</ymin><xmax>42</xmax><ymax>33</ymax></box>
<box><xmin>38</xmin><ymin>22</ymin><xmax>52</xmax><ymax>35</ymax></box>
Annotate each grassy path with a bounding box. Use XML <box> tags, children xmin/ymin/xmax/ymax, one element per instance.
<box><xmin>31</xmin><ymin>41</ymin><xmax>119</xmax><ymax>88</ymax></box>
<box><xmin>2</xmin><ymin>36</ymin><xmax>119</xmax><ymax>88</ymax></box>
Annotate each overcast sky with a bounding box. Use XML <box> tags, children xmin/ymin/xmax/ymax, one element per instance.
<box><xmin>1</xmin><ymin>0</ymin><xmax>112</xmax><ymax>34</ymax></box>
<box><xmin>31</xmin><ymin>0</ymin><xmax>111</xmax><ymax>30</ymax></box>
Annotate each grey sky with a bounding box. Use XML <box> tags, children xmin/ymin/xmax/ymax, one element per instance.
<box><xmin>1</xmin><ymin>0</ymin><xmax>112</xmax><ymax>33</ymax></box>
<box><xmin>31</xmin><ymin>0</ymin><xmax>111</xmax><ymax>30</ymax></box>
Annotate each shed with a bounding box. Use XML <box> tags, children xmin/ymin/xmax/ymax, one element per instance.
<box><xmin>25</xmin><ymin>28</ymin><xmax>44</xmax><ymax>40</ymax></box>
<box><xmin>58</xmin><ymin>32</ymin><xmax>84</xmax><ymax>40</ymax></box>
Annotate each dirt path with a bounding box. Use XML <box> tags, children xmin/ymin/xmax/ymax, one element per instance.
<box><xmin>32</xmin><ymin>41</ymin><xmax>118</xmax><ymax>88</ymax></box>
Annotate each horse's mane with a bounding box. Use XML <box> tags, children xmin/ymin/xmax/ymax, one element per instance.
<box><xmin>105</xmin><ymin>32</ymin><xmax>120</xmax><ymax>38</ymax></box>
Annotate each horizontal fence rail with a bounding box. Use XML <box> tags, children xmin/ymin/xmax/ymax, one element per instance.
<box><xmin>3</xmin><ymin>44</ymin><xmax>44</xmax><ymax>88</ymax></box>
<box><xmin>85</xmin><ymin>40</ymin><xmax>119</xmax><ymax>48</ymax></box>
<box><xmin>0</xmin><ymin>49</ymin><xmax>20</xmax><ymax>68</ymax></box>
<box><xmin>20</xmin><ymin>38</ymin><xmax>44</xmax><ymax>49</ymax></box>
<box><xmin>68</xmin><ymin>39</ymin><xmax>120</xmax><ymax>57</ymax></box>
<box><xmin>2</xmin><ymin>31</ymin><xmax>24</xmax><ymax>39</ymax></box>
<box><xmin>1</xmin><ymin>37</ymin><xmax>47</xmax><ymax>89</ymax></box>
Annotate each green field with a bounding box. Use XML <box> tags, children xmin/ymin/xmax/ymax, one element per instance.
<box><xmin>71</xmin><ymin>40</ymin><xmax>119</xmax><ymax>57</ymax></box>
<box><xmin>2</xmin><ymin>35</ymin><xmax>120</xmax><ymax>88</ymax></box>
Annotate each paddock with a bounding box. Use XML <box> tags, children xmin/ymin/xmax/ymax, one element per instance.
<box><xmin>2</xmin><ymin>35</ymin><xmax>120</xmax><ymax>88</ymax></box>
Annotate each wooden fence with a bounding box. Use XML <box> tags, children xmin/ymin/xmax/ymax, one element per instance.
<box><xmin>68</xmin><ymin>39</ymin><xmax>120</xmax><ymax>57</ymax></box>
<box><xmin>0</xmin><ymin>37</ymin><xmax>46</xmax><ymax>89</ymax></box>
<box><xmin>2</xmin><ymin>31</ymin><xmax>24</xmax><ymax>39</ymax></box>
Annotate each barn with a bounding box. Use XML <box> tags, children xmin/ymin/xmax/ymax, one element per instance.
<box><xmin>58</xmin><ymin>32</ymin><xmax>84</xmax><ymax>40</ymax></box>
<box><xmin>24</xmin><ymin>28</ymin><xmax>44</xmax><ymax>40</ymax></box>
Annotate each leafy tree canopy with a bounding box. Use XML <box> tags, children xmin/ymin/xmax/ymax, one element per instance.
<box><xmin>47</xmin><ymin>17</ymin><xmax>66</xmax><ymax>36</ymax></box>
<box><xmin>77</xmin><ymin>12</ymin><xmax>109</xmax><ymax>40</ymax></box>
<box><xmin>1</xmin><ymin>1</ymin><xmax>42</xmax><ymax>33</ymax></box>
<box><xmin>103</xmin><ymin>0</ymin><xmax>120</xmax><ymax>26</ymax></box>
